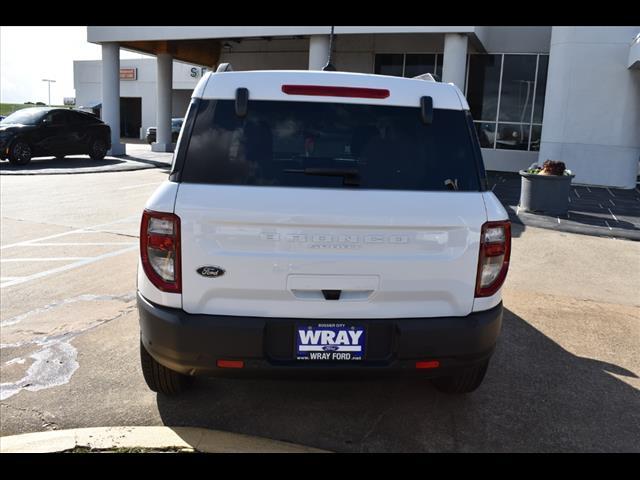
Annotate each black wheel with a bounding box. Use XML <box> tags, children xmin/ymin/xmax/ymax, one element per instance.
<box><xmin>9</xmin><ymin>140</ymin><xmax>32</xmax><ymax>165</ymax></box>
<box><xmin>89</xmin><ymin>138</ymin><xmax>107</xmax><ymax>161</ymax></box>
<box><xmin>140</xmin><ymin>339</ymin><xmax>191</xmax><ymax>395</ymax></box>
<box><xmin>431</xmin><ymin>359</ymin><xmax>490</xmax><ymax>394</ymax></box>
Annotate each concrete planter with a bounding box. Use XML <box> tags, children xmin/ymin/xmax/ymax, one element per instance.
<box><xmin>518</xmin><ymin>170</ymin><xmax>575</xmax><ymax>216</ymax></box>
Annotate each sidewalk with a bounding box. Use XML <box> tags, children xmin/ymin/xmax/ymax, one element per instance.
<box><xmin>0</xmin><ymin>426</ymin><xmax>329</xmax><ymax>453</ymax></box>
<box><xmin>0</xmin><ymin>143</ymin><xmax>172</xmax><ymax>175</ymax></box>
<box><xmin>488</xmin><ymin>172</ymin><xmax>640</xmax><ymax>241</ymax></box>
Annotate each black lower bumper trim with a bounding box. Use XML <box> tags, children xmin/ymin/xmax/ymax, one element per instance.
<box><xmin>137</xmin><ymin>293</ymin><xmax>503</xmax><ymax>376</ymax></box>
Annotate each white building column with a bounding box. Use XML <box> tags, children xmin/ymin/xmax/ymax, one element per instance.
<box><xmin>441</xmin><ymin>33</ymin><xmax>468</xmax><ymax>89</ymax></box>
<box><xmin>101</xmin><ymin>43</ymin><xmax>125</xmax><ymax>155</ymax></box>
<box><xmin>152</xmin><ymin>52</ymin><xmax>174</xmax><ymax>153</ymax></box>
<box><xmin>538</xmin><ymin>27</ymin><xmax>640</xmax><ymax>188</ymax></box>
<box><xmin>308</xmin><ymin>35</ymin><xmax>331</xmax><ymax>70</ymax></box>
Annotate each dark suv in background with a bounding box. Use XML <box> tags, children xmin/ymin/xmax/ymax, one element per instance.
<box><xmin>0</xmin><ymin>107</ymin><xmax>111</xmax><ymax>166</ymax></box>
<box><xmin>145</xmin><ymin>118</ymin><xmax>183</xmax><ymax>144</ymax></box>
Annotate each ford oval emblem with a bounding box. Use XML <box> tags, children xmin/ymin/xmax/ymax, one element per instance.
<box><xmin>197</xmin><ymin>266</ymin><xmax>225</xmax><ymax>278</ymax></box>
<box><xmin>323</xmin><ymin>345</ymin><xmax>339</xmax><ymax>352</ymax></box>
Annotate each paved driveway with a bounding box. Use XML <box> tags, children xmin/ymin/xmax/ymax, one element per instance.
<box><xmin>1</xmin><ymin>169</ymin><xmax>638</xmax><ymax>452</ymax></box>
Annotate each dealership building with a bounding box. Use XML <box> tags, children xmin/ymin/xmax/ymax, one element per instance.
<box><xmin>78</xmin><ymin>26</ymin><xmax>640</xmax><ymax>188</ymax></box>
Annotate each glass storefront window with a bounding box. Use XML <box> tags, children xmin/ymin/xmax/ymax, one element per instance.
<box><xmin>374</xmin><ymin>54</ymin><xmax>404</xmax><ymax>77</ymax></box>
<box><xmin>529</xmin><ymin>125</ymin><xmax>542</xmax><ymax>151</ymax></box>
<box><xmin>404</xmin><ymin>54</ymin><xmax>436</xmax><ymax>78</ymax></box>
<box><xmin>374</xmin><ymin>53</ymin><xmax>441</xmax><ymax>79</ymax></box>
<box><xmin>375</xmin><ymin>52</ymin><xmax>549</xmax><ymax>152</ymax></box>
<box><xmin>474</xmin><ymin>122</ymin><xmax>496</xmax><ymax>148</ymax></box>
<box><xmin>498</xmin><ymin>55</ymin><xmax>537</xmax><ymax>123</ymax></box>
<box><xmin>466</xmin><ymin>54</ymin><xmax>501</xmax><ymax>122</ymax></box>
<box><xmin>467</xmin><ymin>53</ymin><xmax>548</xmax><ymax>152</ymax></box>
<box><xmin>496</xmin><ymin>123</ymin><xmax>530</xmax><ymax>151</ymax></box>
<box><xmin>533</xmin><ymin>55</ymin><xmax>549</xmax><ymax>124</ymax></box>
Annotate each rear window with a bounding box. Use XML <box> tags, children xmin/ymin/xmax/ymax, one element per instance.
<box><xmin>179</xmin><ymin>99</ymin><xmax>483</xmax><ymax>191</ymax></box>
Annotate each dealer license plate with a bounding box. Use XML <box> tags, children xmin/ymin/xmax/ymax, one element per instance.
<box><xmin>295</xmin><ymin>323</ymin><xmax>365</xmax><ymax>361</ymax></box>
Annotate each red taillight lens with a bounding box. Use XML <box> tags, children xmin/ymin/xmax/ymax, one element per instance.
<box><xmin>281</xmin><ymin>85</ymin><xmax>390</xmax><ymax>99</ymax></box>
<box><xmin>475</xmin><ymin>220</ymin><xmax>511</xmax><ymax>298</ymax></box>
<box><xmin>140</xmin><ymin>209</ymin><xmax>181</xmax><ymax>293</ymax></box>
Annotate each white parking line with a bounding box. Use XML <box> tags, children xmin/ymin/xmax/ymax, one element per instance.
<box><xmin>0</xmin><ymin>277</ymin><xmax>24</xmax><ymax>282</ymax></box>
<box><xmin>1</xmin><ymin>257</ymin><xmax>92</xmax><ymax>262</ymax></box>
<box><xmin>17</xmin><ymin>242</ymin><xmax>137</xmax><ymax>247</ymax></box>
<box><xmin>0</xmin><ymin>216</ymin><xmax>138</xmax><ymax>250</ymax></box>
<box><xmin>0</xmin><ymin>245</ymin><xmax>137</xmax><ymax>289</ymax></box>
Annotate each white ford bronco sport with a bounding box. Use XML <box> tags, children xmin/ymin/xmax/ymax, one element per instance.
<box><xmin>137</xmin><ymin>68</ymin><xmax>511</xmax><ymax>395</ymax></box>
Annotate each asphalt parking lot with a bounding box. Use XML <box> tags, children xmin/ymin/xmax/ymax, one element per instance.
<box><xmin>1</xmin><ymin>156</ymin><xmax>639</xmax><ymax>452</ymax></box>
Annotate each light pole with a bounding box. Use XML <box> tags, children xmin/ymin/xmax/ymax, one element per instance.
<box><xmin>42</xmin><ymin>79</ymin><xmax>56</xmax><ymax>106</ymax></box>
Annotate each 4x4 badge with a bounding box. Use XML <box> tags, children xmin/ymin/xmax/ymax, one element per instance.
<box><xmin>197</xmin><ymin>266</ymin><xmax>225</xmax><ymax>278</ymax></box>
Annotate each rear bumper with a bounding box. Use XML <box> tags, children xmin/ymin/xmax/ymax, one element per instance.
<box><xmin>137</xmin><ymin>292</ymin><xmax>503</xmax><ymax>377</ymax></box>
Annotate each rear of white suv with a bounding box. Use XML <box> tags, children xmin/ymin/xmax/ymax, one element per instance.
<box><xmin>137</xmin><ymin>70</ymin><xmax>511</xmax><ymax>395</ymax></box>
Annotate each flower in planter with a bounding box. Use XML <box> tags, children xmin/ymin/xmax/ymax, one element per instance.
<box><xmin>526</xmin><ymin>160</ymin><xmax>572</xmax><ymax>176</ymax></box>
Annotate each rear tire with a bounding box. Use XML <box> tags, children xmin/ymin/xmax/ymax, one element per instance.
<box><xmin>431</xmin><ymin>359</ymin><xmax>490</xmax><ymax>394</ymax></box>
<box><xmin>89</xmin><ymin>138</ymin><xmax>107</xmax><ymax>161</ymax></box>
<box><xmin>140</xmin><ymin>340</ymin><xmax>191</xmax><ymax>395</ymax></box>
<box><xmin>9</xmin><ymin>140</ymin><xmax>32</xmax><ymax>165</ymax></box>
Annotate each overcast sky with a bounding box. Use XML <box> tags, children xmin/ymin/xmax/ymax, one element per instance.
<box><xmin>0</xmin><ymin>26</ymin><xmax>150</xmax><ymax>105</ymax></box>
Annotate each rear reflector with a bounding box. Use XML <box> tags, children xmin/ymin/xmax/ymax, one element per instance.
<box><xmin>282</xmin><ymin>85</ymin><xmax>390</xmax><ymax>99</ymax></box>
<box><xmin>216</xmin><ymin>360</ymin><xmax>244</xmax><ymax>369</ymax></box>
<box><xmin>416</xmin><ymin>360</ymin><xmax>440</xmax><ymax>369</ymax></box>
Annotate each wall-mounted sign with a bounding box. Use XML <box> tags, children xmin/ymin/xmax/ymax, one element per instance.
<box><xmin>190</xmin><ymin>67</ymin><xmax>209</xmax><ymax>78</ymax></box>
<box><xmin>120</xmin><ymin>68</ymin><xmax>137</xmax><ymax>81</ymax></box>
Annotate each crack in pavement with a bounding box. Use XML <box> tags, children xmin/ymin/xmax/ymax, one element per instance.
<box><xmin>1</xmin><ymin>293</ymin><xmax>136</xmax><ymax>328</ymax></box>
<box><xmin>0</xmin><ymin>295</ymin><xmax>137</xmax><ymax>401</ymax></box>
<box><xmin>1</xmin><ymin>401</ymin><xmax>60</xmax><ymax>431</ymax></box>
<box><xmin>358</xmin><ymin>405</ymin><xmax>393</xmax><ymax>453</ymax></box>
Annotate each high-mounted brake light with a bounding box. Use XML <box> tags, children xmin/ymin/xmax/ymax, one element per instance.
<box><xmin>475</xmin><ymin>220</ymin><xmax>511</xmax><ymax>297</ymax></box>
<box><xmin>140</xmin><ymin>210</ymin><xmax>181</xmax><ymax>293</ymax></box>
<box><xmin>282</xmin><ymin>85</ymin><xmax>390</xmax><ymax>99</ymax></box>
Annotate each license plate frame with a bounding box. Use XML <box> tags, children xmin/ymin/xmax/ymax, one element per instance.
<box><xmin>295</xmin><ymin>322</ymin><xmax>366</xmax><ymax>361</ymax></box>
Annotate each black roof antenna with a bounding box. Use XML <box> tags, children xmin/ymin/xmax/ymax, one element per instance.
<box><xmin>322</xmin><ymin>26</ymin><xmax>336</xmax><ymax>71</ymax></box>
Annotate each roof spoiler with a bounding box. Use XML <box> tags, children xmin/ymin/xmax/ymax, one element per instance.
<box><xmin>413</xmin><ymin>73</ymin><xmax>438</xmax><ymax>82</ymax></box>
<box><xmin>216</xmin><ymin>63</ymin><xmax>233</xmax><ymax>73</ymax></box>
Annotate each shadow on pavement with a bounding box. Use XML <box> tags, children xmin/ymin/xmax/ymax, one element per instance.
<box><xmin>0</xmin><ymin>156</ymin><xmax>126</xmax><ymax>171</ymax></box>
<box><xmin>156</xmin><ymin>308</ymin><xmax>639</xmax><ymax>452</ymax></box>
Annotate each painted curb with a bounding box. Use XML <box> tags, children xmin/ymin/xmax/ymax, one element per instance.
<box><xmin>0</xmin><ymin>158</ymin><xmax>170</xmax><ymax>176</ymax></box>
<box><xmin>0</xmin><ymin>426</ymin><xmax>330</xmax><ymax>453</ymax></box>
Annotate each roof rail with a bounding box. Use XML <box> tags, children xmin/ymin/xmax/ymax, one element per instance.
<box><xmin>413</xmin><ymin>73</ymin><xmax>437</xmax><ymax>82</ymax></box>
<box><xmin>216</xmin><ymin>63</ymin><xmax>233</xmax><ymax>73</ymax></box>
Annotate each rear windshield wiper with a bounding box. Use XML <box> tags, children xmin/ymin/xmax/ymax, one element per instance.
<box><xmin>284</xmin><ymin>167</ymin><xmax>360</xmax><ymax>186</ymax></box>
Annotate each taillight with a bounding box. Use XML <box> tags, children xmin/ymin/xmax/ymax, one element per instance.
<box><xmin>140</xmin><ymin>209</ymin><xmax>181</xmax><ymax>293</ymax></box>
<box><xmin>475</xmin><ymin>220</ymin><xmax>511</xmax><ymax>297</ymax></box>
<box><xmin>281</xmin><ymin>85</ymin><xmax>390</xmax><ymax>99</ymax></box>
